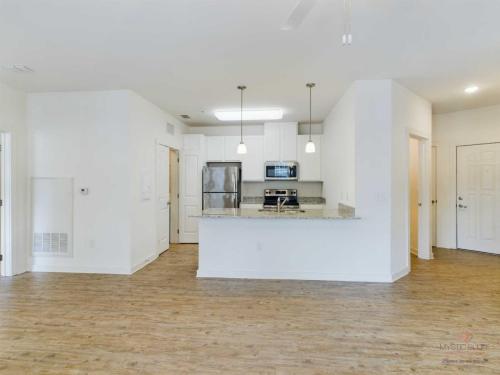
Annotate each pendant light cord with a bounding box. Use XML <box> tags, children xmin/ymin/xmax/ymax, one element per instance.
<box><xmin>306</xmin><ymin>83</ymin><xmax>315</xmax><ymax>142</ymax></box>
<box><xmin>240</xmin><ymin>87</ymin><xmax>243</xmax><ymax>142</ymax></box>
<box><xmin>309</xmin><ymin>85</ymin><xmax>312</xmax><ymax>142</ymax></box>
<box><xmin>237</xmin><ymin>85</ymin><xmax>246</xmax><ymax>143</ymax></box>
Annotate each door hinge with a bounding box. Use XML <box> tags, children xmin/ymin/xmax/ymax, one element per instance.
<box><xmin>177</xmin><ymin>229</ymin><xmax>179</xmax><ymax>234</ymax></box>
<box><xmin>0</xmin><ymin>199</ymin><xmax>3</xmax><ymax>207</ymax></box>
<box><xmin>0</xmin><ymin>254</ymin><xmax>3</xmax><ymax>262</ymax></box>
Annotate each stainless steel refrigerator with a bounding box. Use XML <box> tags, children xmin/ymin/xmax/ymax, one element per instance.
<box><xmin>202</xmin><ymin>163</ymin><xmax>241</xmax><ymax>209</ymax></box>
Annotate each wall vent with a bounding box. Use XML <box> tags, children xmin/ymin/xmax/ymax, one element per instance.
<box><xmin>178</xmin><ymin>114</ymin><xmax>191</xmax><ymax>119</ymax></box>
<box><xmin>166</xmin><ymin>122</ymin><xmax>175</xmax><ymax>135</ymax></box>
<box><xmin>33</xmin><ymin>233</ymin><xmax>70</xmax><ymax>255</ymax></box>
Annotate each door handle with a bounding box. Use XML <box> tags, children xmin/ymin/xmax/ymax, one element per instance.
<box><xmin>458</xmin><ymin>204</ymin><xmax>467</xmax><ymax>209</ymax></box>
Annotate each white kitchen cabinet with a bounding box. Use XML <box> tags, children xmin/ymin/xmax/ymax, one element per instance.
<box><xmin>205</xmin><ymin>135</ymin><xmax>264</xmax><ymax>181</ymax></box>
<box><xmin>206</xmin><ymin>136</ymin><xmax>225</xmax><ymax>161</ymax></box>
<box><xmin>241</xmin><ymin>136</ymin><xmax>264</xmax><ymax>181</ymax></box>
<box><xmin>281</xmin><ymin>124</ymin><xmax>298</xmax><ymax>161</ymax></box>
<box><xmin>263</xmin><ymin>124</ymin><xmax>281</xmax><ymax>161</ymax></box>
<box><xmin>300</xmin><ymin>204</ymin><xmax>325</xmax><ymax>210</ymax></box>
<box><xmin>263</xmin><ymin>122</ymin><xmax>298</xmax><ymax>162</ymax></box>
<box><xmin>240</xmin><ymin>203</ymin><xmax>263</xmax><ymax>209</ymax></box>
<box><xmin>297</xmin><ymin>134</ymin><xmax>322</xmax><ymax>181</ymax></box>
<box><xmin>223</xmin><ymin>136</ymin><xmax>242</xmax><ymax>162</ymax></box>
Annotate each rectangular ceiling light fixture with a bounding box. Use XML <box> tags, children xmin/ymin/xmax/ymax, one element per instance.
<box><xmin>214</xmin><ymin>109</ymin><xmax>284</xmax><ymax>121</ymax></box>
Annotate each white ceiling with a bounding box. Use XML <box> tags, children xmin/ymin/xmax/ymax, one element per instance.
<box><xmin>1</xmin><ymin>0</ymin><xmax>500</xmax><ymax>125</ymax></box>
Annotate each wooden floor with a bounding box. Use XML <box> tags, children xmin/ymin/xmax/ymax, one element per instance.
<box><xmin>1</xmin><ymin>246</ymin><xmax>499</xmax><ymax>374</ymax></box>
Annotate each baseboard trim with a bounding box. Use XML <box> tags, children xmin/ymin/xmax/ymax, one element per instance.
<box><xmin>391</xmin><ymin>266</ymin><xmax>410</xmax><ymax>282</ymax></box>
<box><xmin>130</xmin><ymin>254</ymin><xmax>158</xmax><ymax>274</ymax></box>
<box><xmin>30</xmin><ymin>264</ymin><xmax>130</xmax><ymax>275</ymax></box>
<box><xmin>197</xmin><ymin>269</ymin><xmax>394</xmax><ymax>283</ymax></box>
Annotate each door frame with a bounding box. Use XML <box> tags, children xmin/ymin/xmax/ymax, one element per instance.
<box><xmin>0</xmin><ymin>133</ymin><xmax>13</xmax><ymax>276</ymax></box>
<box><xmin>156</xmin><ymin>141</ymin><xmax>170</xmax><ymax>255</ymax></box>
<box><xmin>407</xmin><ymin>129</ymin><xmax>433</xmax><ymax>261</ymax></box>
<box><xmin>169</xmin><ymin>148</ymin><xmax>180</xmax><ymax>244</ymax></box>
<box><xmin>455</xmin><ymin>141</ymin><xmax>500</xmax><ymax>250</ymax></box>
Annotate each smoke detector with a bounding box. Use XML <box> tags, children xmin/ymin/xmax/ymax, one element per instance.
<box><xmin>1</xmin><ymin>65</ymin><xmax>34</xmax><ymax>73</ymax></box>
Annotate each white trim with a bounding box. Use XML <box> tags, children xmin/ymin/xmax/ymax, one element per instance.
<box><xmin>130</xmin><ymin>254</ymin><xmax>158</xmax><ymax>274</ymax></box>
<box><xmin>197</xmin><ymin>269</ymin><xmax>394</xmax><ymax>283</ymax></box>
<box><xmin>391</xmin><ymin>266</ymin><xmax>410</xmax><ymax>282</ymax></box>
<box><xmin>30</xmin><ymin>264</ymin><xmax>131</xmax><ymax>275</ymax></box>
<box><xmin>407</xmin><ymin>128</ymin><xmax>433</xmax><ymax>261</ymax></box>
<box><xmin>0</xmin><ymin>134</ymin><xmax>13</xmax><ymax>276</ymax></box>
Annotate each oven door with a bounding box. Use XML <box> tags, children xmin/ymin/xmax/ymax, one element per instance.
<box><xmin>265</xmin><ymin>162</ymin><xmax>298</xmax><ymax>180</ymax></box>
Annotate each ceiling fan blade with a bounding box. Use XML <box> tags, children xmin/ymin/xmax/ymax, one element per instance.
<box><xmin>281</xmin><ymin>0</ymin><xmax>319</xmax><ymax>30</ymax></box>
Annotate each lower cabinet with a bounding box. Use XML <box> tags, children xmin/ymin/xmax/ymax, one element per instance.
<box><xmin>240</xmin><ymin>203</ymin><xmax>263</xmax><ymax>209</ymax></box>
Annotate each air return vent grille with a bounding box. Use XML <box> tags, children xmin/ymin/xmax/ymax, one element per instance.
<box><xmin>33</xmin><ymin>233</ymin><xmax>69</xmax><ymax>255</ymax></box>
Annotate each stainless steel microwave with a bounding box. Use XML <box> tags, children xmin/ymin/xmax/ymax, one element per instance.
<box><xmin>265</xmin><ymin>161</ymin><xmax>298</xmax><ymax>180</ymax></box>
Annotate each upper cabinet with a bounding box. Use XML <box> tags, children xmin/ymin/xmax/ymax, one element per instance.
<box><xmin>297</xmin><ymin>134</ymin><xmax>322</xmax><ymax>181</ymax></box>
<box><xmin>240</xmin><ymin>136</ymin><xmax>264</xmax><ymax>181</ymax></box>
<box><xmin>223</xmin><ymin>136</ymin><xmax>242</xmax><ymax>162</ymax></box>
<box><xmin>206</xmin><ymin>136</ymin><xmax>225</xmax><ymax>161</ymax></box>
<box><xmin>263</xmin><ymin>122</ymin><xmax>298</xmax><ymax>162</ymax></box>
<box><xmin>205</xmin><ymin>135</ymin><xmax>264</xmax><ymax>181</ymax></box>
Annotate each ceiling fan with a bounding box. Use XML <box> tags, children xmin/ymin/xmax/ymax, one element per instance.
<box><xmin>281</xmin><ymin>0</ymin><xmax>353</xmax><ymax>45</ymax></box>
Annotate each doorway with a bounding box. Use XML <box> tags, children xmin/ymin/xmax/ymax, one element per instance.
<box><xmin>169</xmin><ymin>148</ymin><xmax>180</xmax><ymax>244</ymax></box>
<box><xmin>456</xmin><ymin>143</ymin><xmax>500</xmax><ymax>255</ymax></box>
<box><xmin>0</xmin><ymin>133</ymin><xmax>12</xmax><ymax>277</ymax></box>
<box><xmin>408</xmin><ymin>133</ymin><xmax>432</xmax><ymax>261</ymax></box>
<box><xmin>156</xmin><ymin>143</ymin><xmax>170</xmax><ymax>255</ymax></box>
<box><xmin>409</xmin><ymin>138</ymin><xmax>420</xmax><ymax>257</ymax></box>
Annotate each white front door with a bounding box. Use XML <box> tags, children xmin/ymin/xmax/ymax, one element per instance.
<box><xmin>157</xmin><ymin>144</ymin><xmax>170</xmax><ymax>254</ymax></box>
<box><xmin>457</xmin><ymin>143</ymin><xmax>500</xmax><ymax>254</ymax></box>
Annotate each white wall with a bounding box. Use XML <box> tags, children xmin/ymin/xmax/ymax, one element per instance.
<box><xmin>0</xmin><ymin>82</ymin><xmax>28</xmax><ymax>276</ymax></box>
<box><xmin>28</xmin><ymin>91</ymin><xmax>132</xmax><ymax>273</ymax></box>
<box><xmin>321</xmin><ymin>80</ymin><xmax>432</xmax><ymax>280</ymax></box>
<box><xmin>128</xmin><ymin>91</ymin><xmax>186</xmax><ymax>270</ymax></box>
<box><xmin>28</xmin><ymin>90</ymin><xmax>186</xmax><ymax>274</ymax></box>
<box><xmin>433</xmin><ymin>104</ymin><xmax>500</xmax><ymax>248</ymax></box>
<box><xmin>321</xmin><ymin>84</ymin><xmax>356</xmax><ymax>208</ymax></box>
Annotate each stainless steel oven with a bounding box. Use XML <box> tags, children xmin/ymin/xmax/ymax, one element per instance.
<box><xmin>265</xmin><ymin>161</ymin><xmax>298</xmax><ymax>180</ymax></box>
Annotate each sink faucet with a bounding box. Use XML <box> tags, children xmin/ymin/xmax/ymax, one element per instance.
<box><xmin>277</xmin><ymin>197</ymin><xmax>289</xmax><ymax>213</ymax></box>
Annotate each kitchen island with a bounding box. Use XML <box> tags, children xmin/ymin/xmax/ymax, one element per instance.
<box><xmin>196</xmin><ymin>207</ymin><xmax>400</xmax><ymax>283</ymax></box>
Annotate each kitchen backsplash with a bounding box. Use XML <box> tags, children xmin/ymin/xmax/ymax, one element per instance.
<box><xmin>242</xmin><ymin>181</ymin><xmax>323</xmax><ymax>197</ymax></box>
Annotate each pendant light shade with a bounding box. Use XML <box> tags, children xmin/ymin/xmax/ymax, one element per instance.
<box><xmin>305</xmin><ymin>83</ymin><xmax>316</xmax><ymax>153</ymax></box>
<box><xmin>237</xmin><ymin>142</ymin><xmax>247</xmax><ymax>154</ymax></box>
<box><xmin>237</xmin><ymin>85</ymin><xmax>247</xmax><ymax>154</ymax></box>
<box><xmin>305</xmin><ymin>140</ymin><xmax>316</xmax><ymax>153</ymax></box>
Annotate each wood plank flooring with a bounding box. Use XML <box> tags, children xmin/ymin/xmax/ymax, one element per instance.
<box><xmin>1</xmin><ymin>246</ymin><xmax>499</xmax><ymax>374</ymax></box>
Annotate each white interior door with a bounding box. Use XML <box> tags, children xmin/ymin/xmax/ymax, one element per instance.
<box><xmin>457</xmin><ymin>143</ymin><xmax>500</xmax><ymax>254</ymax></box>
<box><xmin>157</xmin><ymin>144</ymin><xmax>170</xmax><ymax>254</ymax></box>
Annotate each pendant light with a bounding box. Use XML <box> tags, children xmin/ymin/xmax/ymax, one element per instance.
<box><xmin>305</xmin><ymin>83</ymin><xmax>316</xmax><ymax>153</ymax></box>
<box><xmin>236</xmin><ymin>85</ymin><xmax>247</xmax><ymax>154</ymax></box>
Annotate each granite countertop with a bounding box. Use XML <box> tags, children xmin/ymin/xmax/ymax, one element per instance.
<box><xmin>198</xmin><ymin>208</ymin><xmax>359</xmax><ymax>220</ymax></box>
<box><xmin>241</xmin><ymin>196</ymin><xmax>326</xmax><ymax>204</ymax></box>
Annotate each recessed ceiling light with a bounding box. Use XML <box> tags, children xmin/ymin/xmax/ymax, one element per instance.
<box><xmin>464</xmin><ymin>85</ymin><xmax>479</xmax><ymax>94</ymax></box>
<box><xmin>214</xmin><ymin>109</ymin><xmax>283</xmax><ymax>121</ymax></box>
<box><xmin>1</xmin><ymin>65</ymin><xmax>34</xmax><ymax>73</ymax></box>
